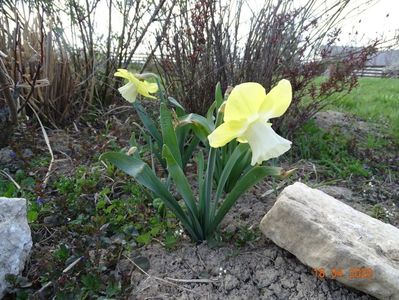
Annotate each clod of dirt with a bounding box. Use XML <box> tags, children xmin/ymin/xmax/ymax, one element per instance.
<box><xmin>313</xmin><ymin>110</ymin><xmax>385</xmax><ymax>138</ymax></box>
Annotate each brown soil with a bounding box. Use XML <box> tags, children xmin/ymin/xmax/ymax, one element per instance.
<box><xmin>127</xmin><ymin>189</ymin><xmax>374</xmax><ymax>299</ymax></box>
<box><xmin>1</xmin><ymin>108</ymin><xmax>397</xmax><ymax>299</ymax></box>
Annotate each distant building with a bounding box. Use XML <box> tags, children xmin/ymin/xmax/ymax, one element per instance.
<box><xmin>327</xmin><ymin>46</ymin><xmax>399</xmax><ymax>66</ymax></box>
<box><xmin>322</xmin><ymin>46</ymin><xmax>399</xmax><ymax>78</ymax></box>
<box><xmin>368</xmin><ymin>49</ymin><xmax>399</xmax><ymax>66</ymax></box>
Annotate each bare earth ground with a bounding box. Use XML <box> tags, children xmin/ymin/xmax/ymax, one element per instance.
<box><xmin>126</xmin><ymin>108</ymin><xmax>398</xmax><ymax>298</ymax></box>
<box><xmin>127</xmin><ymin>190</ymin><xmax>374</xmax><ymax>299</ymax></box>
<box><xmin>1</xmin><ymin>109</ymin><xmax>398</xmax><ymax>299</ymax></box>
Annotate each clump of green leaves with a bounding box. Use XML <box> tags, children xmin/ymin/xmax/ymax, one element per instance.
<box><xmin>53</xmin><ymin>167</ymin><xmax>176</xmax><ymax>242</ymax></box>
<box><xmin>0</xmin><ymin>178</ymin><xmax>18</xmax><ymax>197</ymax></box>
<box><xmin>0</xmin><ymin>170</ymin><xmax>41</xmax><ymax>222</ymax></box>
<box><xmin>11</xmin><ymin>163</ymin><xmax>179</xmax><ymax>298</ymax></box>
<box><xmin>102</xmin><ymin>81</ymin><xmax>286</xmax><ymax>242</ymax></box>
<box><xmin>55</xmin><ymin>166</ymin><xmax>100</xmax><ymax>202</ymax></box>
<box><xmin>370</xmin><ymin>204</ymin><xmax>387</xmax><ymax>221</ymax></box>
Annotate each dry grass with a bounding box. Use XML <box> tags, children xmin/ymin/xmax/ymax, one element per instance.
<box><xmin>0</xmin><ymin>0</ymin><xmax>173</xmax><ymax>126</ymax></box>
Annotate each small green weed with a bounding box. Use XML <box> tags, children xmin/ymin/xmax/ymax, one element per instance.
<box><xmin>370</xmin><ymin>204</ymin><xmax>387</xmax><ymax>221</ymax></box>
<box><xmin>80</xmin><ymin>274</ymin><xmax>101</xmax><ymax>296</ymax></box>
<box><xmin>221</xmin><ymin>225</ymin><xmax>260</xmax><ymax>247</ymax></box>
<box><xmin>0</xmin><ymin>171</ymin><xmax>42</xmax><ymax>223</ymax></box>
<box><xmin>362</xmin><ymin>134</ymin><xmax>388</xmax><ymax>150</ymax></box>
<box><xmin>29</xmin><ymin>156</ymin><xmax>50</xmax><ymax>168</ymax></box>
<box><xmin>55</xmin><ymin>166</ymin><xmax>100</xmax><ymax>203</ymax></box>
<box><xmin>235</xmin><ymin>226</ymin><xmax>259</xmax><ymax>247</ymax></box>
<box><xmin>0</xmin><ymin>178</ymin><xmax>18</xmax><ymax>197</ymax></box>
<box><xmin>53</xmin><ymin>244</ymin><xmax>70</xmax><ymax>263</ymax></box>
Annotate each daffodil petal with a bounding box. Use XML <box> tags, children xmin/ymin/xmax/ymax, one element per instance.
<box><xmin>224</xmin><ymin>82</ymin><xmax>266</xmax><ymax>122</ymax></box>
<box><xmin>259</xmin><ymin>79</ymin><xmax>292</xmax><ymax>119</ymax></box>
<box><xmin>136</xmin><ymin>81</ymin><xmax>157</xmax><ymax>99</ymax></box>
<box><xmin>115</xmin><ymin>69</ymin><xmax>143</xmax><ymax>87</ymax></box>
<box><xmin>208</xmin><ymin>121</ymin><xmax>246</xmax><ymax>148</ymax></box>
<box><xmin>115</xmin><ymin>69</ymin><xmax>158</xmax><ymax>100</ymax></box>
<box><xmin>118</xmin><ymin>82</ymin><xmax>138</xmax><ymax>103</ymax></box>
<box><xmin>114</xmin><ymin>69</ymin><xmax>132</xmax><ymax>80</ymax></box>
<box><xmin>242</xmin><ymin>120</ymin><xmax>291</xmax><ymax>165</ymax></box>
<box><xmin>143</xmin><ymin>81</ymin><xmax>158</xmax><ymax>94</ymax></box>
<box><xmin>236</xmin><ymin>137</ymin><xmax>248</xmax><ymax>143</ymax></box>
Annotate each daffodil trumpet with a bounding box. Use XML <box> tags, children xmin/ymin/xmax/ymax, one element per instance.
<box><xmin>208</xmin><ymin>80</ymin><xmax>292</xmax><ymax>165</ymax></box>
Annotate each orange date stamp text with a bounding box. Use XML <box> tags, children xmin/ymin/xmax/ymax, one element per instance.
<box><xmin>312</xmin><ymin>267</ymin><xmax>374</xmax><ymax>280</ymax></box>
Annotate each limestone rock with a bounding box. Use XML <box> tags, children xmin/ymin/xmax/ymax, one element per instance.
<box><xmin>318</xmin><ymin>185</ymin><xmax>353</xmax><ymax>201</ymax></box>
<box><xmin>260</xmin><ymin>182</ymin><xmax>399</xmax><ymax>300</ymax></box>
<box><xmin>0</xmin><ymin>197</ymin><xmax>32</xmax><ymax>298</ymax></box>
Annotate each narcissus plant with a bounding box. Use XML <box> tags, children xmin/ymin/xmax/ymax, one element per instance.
<box><xmin>103</xmin><ymin>79</ymin><xmax>292</xmax><ymax>242</ymax></box>
<box><xmin>114</xmin><ymin>69</ymin><xmax>158</xmax><ymax>102</ymax></box>
<box><xmin>208</xmin><ymin>80</ymin><xmax>292</xmax><ymax>165</ymax></box>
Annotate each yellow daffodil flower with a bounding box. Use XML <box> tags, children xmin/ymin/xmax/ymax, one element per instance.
<box><xmin>208</xmin><ymin>80</ymin><xmax>292</xmax><ymax>165</ymax></box>
<box><xmin>114</xmin><ymin>69</ymin><xmax>158</xmax><ymax>102</ymax></box>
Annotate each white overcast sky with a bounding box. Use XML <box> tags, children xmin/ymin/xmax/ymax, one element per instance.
<box><xmin>90</xmin><ymin>0</ymin><xmax>398</xmax><ymax>50</ymax></box>
<box><xmin>12</xmin><ymin>0</ymin><xmax>390</xmax><ymax>53</ymax></box>
<box><xmin>335</xmin><ymin>0</ymin><xmax>399</xmax><ymax>45</ymax></box>
<box><xmin>224</xmin><ymin>0</ymin><xmax>399</xmax><ymax>46</ymax></box>
<box><xmin>9</xmin><ymin>0</ymin><xmax>399</xmax><ymax>48</ymax></box>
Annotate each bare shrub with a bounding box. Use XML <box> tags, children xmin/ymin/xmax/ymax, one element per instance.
<box><xmin>0</xmin><ymin>0</ymin><xmax>172</xmax><ymax>125</ymax></box>
<box><xmin>157</xmin><ymin>0</ymin><xmax>380</xmax><ymax>136</ymax></box>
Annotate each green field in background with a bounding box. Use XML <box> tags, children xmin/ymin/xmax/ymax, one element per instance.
<box><xmin>323</xmin><ymin>77</ymin><xmax>399</xmax><ymax>140</ymax></box>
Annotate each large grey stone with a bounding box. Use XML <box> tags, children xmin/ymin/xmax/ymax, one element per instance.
<box><xmin>0</xmin><ymin>197</ymin><xmax>32</xmax><ymax>298</ymax></box>
<box><xmin>317</xmin><ymin>185</ymin><xmax>353</xmax><ymax>201</ymax></box>
<box><xmin>260</xmin><ymin>182</ymin><xmax>399</xmax><ymax>300</ymax></box>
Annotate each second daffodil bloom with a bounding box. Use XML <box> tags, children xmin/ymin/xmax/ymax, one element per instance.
<box><xmin>114</xmin><ymin>69</ymin><xmax>158</xmax><ymax>102</ymax></box>
<box><xmin>208</xmin><ymin>80</ymin><xmax>292</xmax><ymax>165</ymax></box>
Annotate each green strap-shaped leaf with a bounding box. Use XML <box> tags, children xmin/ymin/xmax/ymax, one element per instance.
<box><xmin>196</xmin><ymin>149</ymin><xmax>206</xmax><ymax>233</ymax></box>
<box><xmin>214</xmin><ymin>143</ymin><xmax>248</xmax><ymax>205</ymax></box>
<box><xmin>129</xmin><ymin>132</ymin><xmax>137</xmax><ymax>148</ymax></box>
<box><xmin>168</xmin><ymin>96</ymin><xmax>186</xmax><ymax>116</ymax></box>
<box><xmin>196</xmin><ymin>150</ymin><xmax>205</xmax><ymax>196</ymax></box>
<box><xmin>175</xmin><ymin>126</ymin><xmax>189</xmax><ymax>156</ymax></box>
<box><xmin>100</xmin><ymin>152</ymin><xmax>200</xmax><ymax>241</ymax></box>
<box><xmin>200</xmin><ymin>146</ymin><xmax>217</xmax><ymax>232</ymax></box>
<box><xmin>199</xmin><ymin>109</ymin><xmax>224</xmax><ymax>231</ymax></box>
<box><xmin>160</xmin><ymin>102</ymin><xmax>183</xmax><ymax>169</ymax></box>
<box><xmin>208</xmin><ymin>166</ymin><xmax>283</xmax><ymax>236</ymax></box>
<box><xmin>162</xmin><ymin>145</ymin><xmax>203</xmax><ymax>239</ymax></box>
<box><xmin>128</xmin><ymin>132</ymin><xmax>140</xmax><ymax>159</ymax></box>
<box><xmin>182</xmin><ymin>136</ymin><xmax>200</xmax><ymax>168</ymax></box>
<box><xmin>177</xmin><ymin>113</ymin><xmax>215</xmax><ymax>144</ymax></box>
<box><xmin>205</xmin><ymin>82</ymin><xmax>225</xmax><ymax>127</ymax></box>
<box><xmin>133</xmin><ymin>101</ymin><xmax>162</xmax><ymax>147</ymax></box>
<box><xmin>206</xmin><ymin>101</ymin><xmax>216</xmax><ymax>122</ymax></box>
<box><xmin>214</xmin><ymin>82</ymin><xmax>224</xmax><ymax>109</ymax></box>
<box><xmin>140</xmin><ymin>127</ymin><xmax>165</xmax><ymax>171</ymax></box>
<box><xmin>225</xmin><ymin>147</ymin><xmax>252</xmax><ymax>193</ymax></box>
